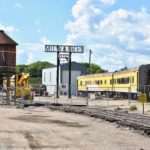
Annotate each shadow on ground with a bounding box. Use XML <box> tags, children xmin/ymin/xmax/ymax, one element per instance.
<box><xmin>9</xmin><ymin>115</ymin><xmax>87</xmax><ymax>128</ymax></box>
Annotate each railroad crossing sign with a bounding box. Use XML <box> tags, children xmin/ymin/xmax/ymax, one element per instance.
<box><xmin>139</xmin><ymin>93</ymin><xmax>147</xmax><ymax>103</ymax></box>
<box><xmin>45</xmin><ymin>44</ymin><xmax>84</xmax><ymax>98</ymax></box>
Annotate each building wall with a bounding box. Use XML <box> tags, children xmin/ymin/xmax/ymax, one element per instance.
<box><xmin>42</xmin><ymin>62</ymin><xmax>87</xmax><ymax>95</ymax></box>
<box><xmin>61</xmin><ymin>70</ymin><xmax>81</xmax><ymax>95</ymax></box>
<box><xmin>0</xmin><ymin>45</ymin><xmax>16</xmax><ymax>73</ymax></box>
<box><xmin>42</xmin><ymin>67</ymin><xmax>60</xmax><ymax>95</ymax></box>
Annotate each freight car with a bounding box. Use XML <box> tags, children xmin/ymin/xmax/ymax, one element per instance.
<box><xmin>77</xmin><ymin>64</ymin><xmax>150</xmax><ymax>100</ymax></box>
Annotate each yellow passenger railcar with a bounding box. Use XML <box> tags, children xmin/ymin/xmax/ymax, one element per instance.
<box><xmin>77</xmin><ymin>64</ymin><xmax>150</xmax><ymax>99</ymax></box>
<box><xmin>77</xmin><ymin>72</ymin><xmax>113</xmax><ymax>92</ymax></box>
<box><xmin>113</xmin><ymin>67</ymin><xmax>138</xmax><ymax>94</ymax></box>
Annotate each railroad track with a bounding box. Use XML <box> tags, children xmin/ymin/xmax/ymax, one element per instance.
<box><xmin>48</xmin><ymin>104</ymin><xmax>150</xmax><ymax>136</ymax></box>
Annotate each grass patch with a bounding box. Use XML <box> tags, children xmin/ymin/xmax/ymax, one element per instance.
<box><xmin>130</xmin><ymin>105</ymin><xmax>137</xmax><ymax>111</ymax></box>
<box><xmin>58</xmin><ymin>109</ymin><xmax>65</xmax><ymax>112</ymax></box>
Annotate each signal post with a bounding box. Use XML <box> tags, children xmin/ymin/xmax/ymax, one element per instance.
<box><xmin>45</xmin><ymin>45</ymin><xmax>84</xmax><ymax>98</ymax></box>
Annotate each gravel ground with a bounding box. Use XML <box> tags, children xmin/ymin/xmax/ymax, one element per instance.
<box><xmin>0</xmin><ymin>106</ymin><xmax>150</xmax><ymax>150</ymax></box>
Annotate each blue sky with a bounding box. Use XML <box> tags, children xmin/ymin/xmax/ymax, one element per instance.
<box><xmin>1</xmin><ymin>0</ymin><xmax>150</xmax><ymax>71</ymax></box>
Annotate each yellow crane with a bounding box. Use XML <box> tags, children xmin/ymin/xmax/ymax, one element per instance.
<box><xmin>3</xmin><ymin>73</ymin><xmax>34</xmax><ymax>100</ymax></box>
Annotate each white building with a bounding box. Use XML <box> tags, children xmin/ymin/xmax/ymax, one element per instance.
<box><xmin>42</xmin><ymin>62</ymin><xmax>87</xmax><ymax>96</ymax></box>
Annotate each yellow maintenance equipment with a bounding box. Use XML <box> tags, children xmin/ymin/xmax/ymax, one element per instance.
<box><xmin>3</xmin><ymin>73</ymin><xmax>34</xmax><ymax>100</ymax></box>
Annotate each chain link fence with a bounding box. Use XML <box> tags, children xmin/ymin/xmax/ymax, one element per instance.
<box><xmin>1</xmin><ymin>84</ymin><xmax>150</xmax><ymax>106</ymax></box>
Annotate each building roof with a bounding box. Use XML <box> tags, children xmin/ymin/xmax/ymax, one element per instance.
<box><xmin>0</xmin><ymin>30</ymin><xmax>18</xmax><ymax>45</ymax></box>
<box><xmin>60</xmin><ymin>61</ymin><xmax>84</xmax><ymax>67</ymax></box>
<box><xmin>43</xmin><ymin>61</ymin><xmax>86</xmax><ymax>69</ymax></box>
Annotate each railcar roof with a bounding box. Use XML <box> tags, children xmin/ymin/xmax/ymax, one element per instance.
<box><xmin>78</xmin><ymin>72</ymin><xmax>113</xmax><ymax>79</ymax></box>
<box><xmin>114</xmin><ymin>67</ymin><xmax>139</xmax><ymax>75</ymax></box>
<box><xmin>78</xmin><ymin>66</ymin><xmax>139</xmax><ymax>79</ymax></box>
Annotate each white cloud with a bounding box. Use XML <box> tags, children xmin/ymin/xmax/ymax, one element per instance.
<box><xmin>14</xmin><ymin>2</ymin><xmax>23</xmax><ymax>9</ymax></box>
<box><xmin>0</xmin><ymin>23</ymin><xmax>18</xmax><ymax>33</ymax></box>
<box><xmin>65</xmin><ymin>0</ymin><xmax>103</xmax><ymax>44</ymax></box>
<box><xmin>27</xmin><ymin>52</ymin><xmax>35</xmax><ymax>64</ymax></box>
<box><xmin>99</xmin><ymin>0</ymin><xmax>116</xmax><ymax>5</ymax></box>
<box><xmin>65</xmin><ymin>0</ymin><xmax>150</xmax><ymax>71</ymax></box>
<box><xmin>17</xmin><ymin>37</ymin><xmax>56</xmax><ymax>65</ymax></box>
<box><xmin>72</xmin><ymin>0</ymin><xmax>90</xmax><ymax>18</ymax></box>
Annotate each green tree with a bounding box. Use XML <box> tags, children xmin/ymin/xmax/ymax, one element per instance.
<box><xmin>16</xmin><ymin>61</ymin><xmax>54</xmax><ymax>77</ymax></box>
<box><xmin>81</xmin><ymin>62</ymin><xmax>107</xmax><ymax>74</ymax></box>
<box><xmin>119</xmin><ymin>66</ymin><xmax>128</xmax><ymax>71</ymax></box>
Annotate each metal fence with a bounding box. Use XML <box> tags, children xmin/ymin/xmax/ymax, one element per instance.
<box><xmin>30</xmin><ymin>84</ymin><xmax>88</xmax><ymax>106</ymax></box>
<box><xmin>1</xmin><ymin>84</ymin><xmax>150</xmax><ymax>106</ymax></box>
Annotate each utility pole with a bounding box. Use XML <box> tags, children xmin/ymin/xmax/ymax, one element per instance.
<box><xmin>45</xmin><ymin>45</ymin><xmax>84</xmax><ymax>99</ymax></box>
<box><xmin>68</xmin><ymin>52</ymin><xmax>72</xmax><ymax>98</ymax></box>
<box><xmin>89</xmin><ymin>49</ymin><xmax>92</xmax><ymax>74</ymax></box>
<box><xmin>56</xmin><ymin>50</ymin><xmax>60</xmax><ymax>98</ymax></box>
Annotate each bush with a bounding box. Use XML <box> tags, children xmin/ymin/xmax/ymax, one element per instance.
<box><xmin>130</xmin><ymin>105</ymin><xmax>137</xmax><ymax>111</ymax></box>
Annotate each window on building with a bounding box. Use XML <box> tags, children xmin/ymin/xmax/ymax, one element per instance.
<box><xmin>44</xmin><ymin>72</ymin><xmax>46</xmax><ymax>83</ymax></box>
<box><xmin>1</xmin><ymin>51</ymin><xmax>7</xmax><ymax>66</ymax></box>
<box><xmin>49</xmin><ymin>72</ymin><xmax>51</xmax><ymax>82</ymax></box>
<box><xmin>105</xmin><ymin>80</ymin><xmax>107</xmax><ymax>84</ymax></box>
<box><xmin>80</xmin><ymin>81</ymin><xmax>82</xmax><ymax>85</ymax></box>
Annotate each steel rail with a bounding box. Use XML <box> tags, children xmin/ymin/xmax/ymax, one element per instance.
<box><xmin>48</xmin><ymin>105</ymin><xmax>150</xmax><ymax>132</ymax></box>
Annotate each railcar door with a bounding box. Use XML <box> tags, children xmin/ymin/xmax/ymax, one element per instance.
<box><xmin>148</xmin><ymin>70</ymin><xmax>150</xmax><ymax>85</ymax></box>
<box><xmin>139</xmin><ymin>65</ymin><xmax>150</xmax><ymax>101</ymax></box>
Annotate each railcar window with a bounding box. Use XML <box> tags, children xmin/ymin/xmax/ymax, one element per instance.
<box><xmin>95</xmin><ymin>80</ymin><xmax>100</xmax><ymax>85</ymax></box>
<box><xmin>117</xmin><ymin>79</ymin><xmax>121</xmax><ymax>84</ymax></box>
<box><xmin>117</xmin><ymin>79</ymin><xmax>119</xmax><ymax>84</ymax></box>
<box><xmin>112</xmin><ymin>79</ymin><xmax>114</xmax><ymax>84</ymax></box>
<box><xmin>85</xmin><ymin>81</ymin><xmax>91</xmax><ymax>85</ymax></box>
<box><xmin>115</xmin><ymin>77</ymin><xmax>130</xmax><ymax>84</ymax></box>
<box><xmin>110</xmin><ymin>80</ymin><xmax>112</xmax><ymax>84</ymax></box>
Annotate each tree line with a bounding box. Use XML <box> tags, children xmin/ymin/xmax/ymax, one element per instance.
<box><xmin>16</xmin><ymin>61</ymin><xmax>107</xmax><ymax>77</ymax></box>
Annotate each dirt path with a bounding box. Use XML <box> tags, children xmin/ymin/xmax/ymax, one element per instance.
<box><xmin>0</xmin><ymin>106</ymin><xmax>150</xmax><ymax>150</ymax></box>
